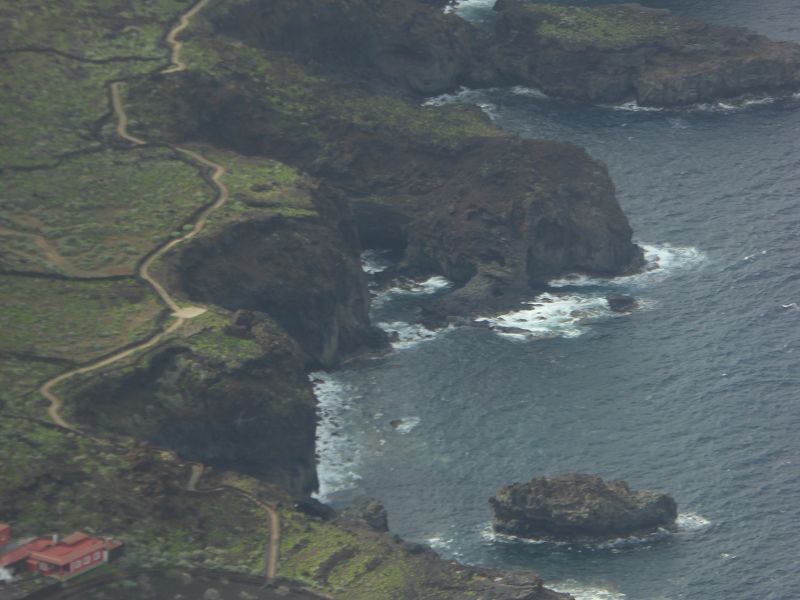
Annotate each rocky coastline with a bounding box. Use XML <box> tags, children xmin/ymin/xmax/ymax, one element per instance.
<box><xmin>3</xmin><ymin>0</ymin><xmax>795</xmax><ymax>597</ymax></box>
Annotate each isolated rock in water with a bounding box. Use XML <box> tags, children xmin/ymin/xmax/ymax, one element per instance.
<box><xmin>606</xmin><ymin>293</ymin><xmax>637</xmax><ymax>312</ymax></box>
<box><xmin>340</xmin><ymin>497</ymin><xmax>390</xmax><ymax>532</ymax></box>
<box><xmin>490</xmin><ymin>473</ymin><xmax>677</xmax><ymax>540</ymax></box>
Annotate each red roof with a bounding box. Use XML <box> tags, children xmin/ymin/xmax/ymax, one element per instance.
<box><xmin>29</xmin><ymin>533</ymin><xmax>106</xmax><ymax>567</ymax></box>
<box><xmin>0</xmin><ymin>538</ymin><xmax>52</xmax><ymax>568</ymax></box>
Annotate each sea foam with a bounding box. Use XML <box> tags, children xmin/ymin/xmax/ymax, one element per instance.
<box><xmin>361</xmin><ymin>249</ymin><xmax>392</xmax><ymax>275</ymax></box>
<box><xmin>551</xmin><ymin>581</ymin><xmax>628</xmax><ymax>600</ymax></box>
<box><xmin>608</xmin><ymin>94</ymin><xmax>787</xmax><ymax>114</ymax></box>
<box><xmin>549</xmin><ymin>243</ymin><xmax>706</xmax><ymax>289</ymax></box>
<box><xmin>476</xmin><ymin>292</ymin><xmax>613</xmax><ymax>341</ymax></box>
<box><xmin>311</xmin><ymin>372</ymin><xmax>362</xmax><ymax>502</ymax></box>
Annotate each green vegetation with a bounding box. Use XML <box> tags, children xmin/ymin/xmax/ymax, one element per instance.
<box><xmin>0</xmin><ymin>54</ymin><xmax>143</xmax><ymax>167</ymax></box>
<box><xmin>527</xmin><ymin>4</ymin><xmax>674</xmax><ymax>47</ymax></box>
<box><xmin>201</xmin><ymin>146</ymin><xmax>318</xmax><ymax>230</ymax></box>
<box><xmin>0</xmin><ymin>417</ymin><xmax>269</xmax><ymax>573</ymax></box>
<box><xmin>279</xmin><ymin>509</ymin><xmax>466</xmax><ymax>599</ymax></box>
<box><xmin>1</xmin><ymin>147</ymin><xmax>214</xmax><ymax>275</ymax></box>
<box><xmin>127</xmin><ymin>9</ymin><xmax>502</xmax><ymax>152</ymax></box>
<box><xmin>0</xmin><ymin>0</ymin><xmax>193</xmax><ymax>60</ymax></box>
<box><xmin>0</xmin><ymin>275</ymin><xmax>164</xmax><ymax>363</ymax></box>
<box><xmin>0</xmin><ymin>357</ymin><xmax>63</xmax><ymax>418</ymax></box>
<box><xmin>183</xmin><ymin>309</ymin><xmax>264</xmax><ymax>368</ymax></box>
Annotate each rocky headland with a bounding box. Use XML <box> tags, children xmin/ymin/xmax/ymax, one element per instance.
<box><xmin>1</xmin><ymin>0</ymin><xmax>786</xmax><ymax>597</ymax></box>
<box><xmin>486</xmin><ymin>1</ymin><xmax>800</xmax><ymax>106</ymax></box>
<box><xmin>491</xmin><ymin>474</ymin><xmax>678</xmax><ymax>541</ymax></box>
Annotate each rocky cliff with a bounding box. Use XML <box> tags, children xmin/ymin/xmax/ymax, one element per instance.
<box><xmin>64</xmin><ymin>311</ymin><xmax>320</xmax><ymax>496</ymax></box>
<box><xmin>122</xmin><ymin>1</ymin><xmax>643</xmax><ymax>317</ymax></box>
<box><xmin>488</xmin><ymin>1</ymin><xmax>800</xmax><ymax>105</ymax></box>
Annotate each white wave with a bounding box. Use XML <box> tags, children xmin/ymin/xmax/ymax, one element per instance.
<box><xmin>551</xmin><ymin>581</ymin><xmax>627</xmax><ymax>600</ymax></box>
<box><xmin>548</xmin><ymin>243</ymin><xmax>706</xmax><ymax>289</ymax></box>
<box><xmin>427</xmin><ymin>536</ymin><xmax>455</xmax><ymax>551</ymax></box>
<box><xmin>311</xmin><ymin>372</ymin><xmax>362</xmax><ymax>502</ymax></box>
<box><xmin>444</xmin><ymin>0</ymin><xmax>497</xmax><ymax>15</ymax></box>
<box><xmin>608</xmin><ymin>100</ymin><xmax>665</xmax><ymax>113</ymax></box>
<box><xmin>608</xmin><ymin>94</ymin><xmax>782</xmax><ymax>114</ymax></box>
<box><xmin>476</xmin><ymin>292</ymin><xmax>613</xmax><ymax>340</ymax></box>
<box><xmin>390</xmin><ymin>416</ymin><xmax>421</xmax><ymax>434</ymax></box>
<box><xmin>481</xmin><ymin>523</ymin><xmax>548</xmax><ymax>546</ymax></box>
<box><xmin>676</xmin><ymin>512</ymin><xmax>711</xmax><ymax>531</ymax></box>
<box><xmin>424</xmin><ymin>87</ymin><xmax>499</xmax><ymax>118</ymax></box>
<box><xmin>378</xmin><ymin>320</ymin><xmax>443</xmax><ymax>349</ymax></box>
<box><xmin>484</xmin><ymin>524</ymin><xmax>669</xmax><ymax>550</ymax></box>
<box><xmin>510</xmin><ymin>85</ymin><xmax>550</xmax><ymax>99</ymax></box>
<box><xmin>694</xmin><ymin>95</ymin><xmax>777</xmax><ymax>113</ymax></box>
<box><xmin>424</xmin><ymin>86</ymin><xmax>485</xmax><ymax>107</ymax></box>
<box><xmin>371</xmin><ymin>275</ymin><xmax>453</xmax><ymax>309</ymax></box>
<box><xmin>361</xmin><ymin>249</ymin><xmax>392</xmax><ymax>275</ymax></box>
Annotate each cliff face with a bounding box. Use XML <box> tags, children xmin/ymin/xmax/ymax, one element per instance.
<box><xmin>215</xmin><ymin>0</ymin><xmax>477</xmax><ymax>95</ymax></box>
<box><xmin>124</xmin><ymin>15</ymin><xmax>642</xmax><ymax>315</ymax></box>
<box><xmin>489</xmin><ymin>1</ymin><xmax>800</xmax><ymax>105</ymax></box>
<box><xmin>68</xmin><ymin>312</ymin><xmax>320</xmax><ymax>496</ymax></box>
<box><xmin>172</xmin><ymin>189</ymin><xmax>386</xmax><ymax>367</ymax></box>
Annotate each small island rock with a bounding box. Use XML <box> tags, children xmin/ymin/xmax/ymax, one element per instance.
<box><xmin>606</xmin><ymin>293</ymin><xmax>637</xmax><ymax>312</ymax></box>
<box><xmin>490</xmin><ymin>473</ymin><xmax>677</xmax><ymax>541</ymax></box>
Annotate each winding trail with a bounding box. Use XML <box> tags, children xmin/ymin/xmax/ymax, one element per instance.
<box><xmin>162</xmin><ymin>0</ymin><xmax>212</xmax><ymax>74</ymax></box>
<box><xmin>187</xmin><ymin>464</ymin><xmax>281</xmax><ymax>582</ymax></box>
<box><xmin>36</xmin><ymin>0</ymin><xmax>281</xmax><ymax>585</ymax></box>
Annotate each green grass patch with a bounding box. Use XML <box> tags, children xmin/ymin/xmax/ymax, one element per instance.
<box><xmin>0</xmin><ymin>357</ymin><xmax>63</xmax><ymax>417</ymax></box>
<box><xmin>0</xmin><ymin>417</ymin><xmax>269</xmax><ymax>574</ymax></box>
<box><xmin>0</xmin><ymin>275</ymin><xmax>164</xmax><ymax>363</ymax></box>
<box><xmin>0</xmin><ymin>0</ymin><xmax>194</xmax><ymax>60</ymax></box>
<box><xmin>183</xmin><ymin>309</ymin><xmax>263</xmax><ymax>367</ymax></box>
<box><xmin>194</xmin><ymin>146</ymin><xmax>318</xmax><ymax>233</ymax></box>
<box><xmin>527</xmin><ymin>4</ymin><xmax>675</xmax><ymax>47</ymax></box>
<box><xmin>1</xmin><ymin>147</ymin><xmax>214</xmax><ymax>275</ymax></box>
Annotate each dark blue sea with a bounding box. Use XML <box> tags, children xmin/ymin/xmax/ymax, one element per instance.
<box><xmin>314</xmin><ymin>1</ymin><xmax>800</xmax><ymax>598</ymax></box>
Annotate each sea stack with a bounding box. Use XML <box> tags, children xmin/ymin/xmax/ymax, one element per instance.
<box><xmin>490</xmin><ymin>473</ymin><xmax>677</xmax><ymax>541</ymax></box>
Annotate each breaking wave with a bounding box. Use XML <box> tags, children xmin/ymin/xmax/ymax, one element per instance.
<box><xmin>608</xmin><ymin>93</ymin><xmax>797</xmax><ymax>114</ymax></box>
<box><xmin>311</xmin><ymin>372</ymin><xmax>362</xmax><ymax>502</ymax></box>
<box><xmin>361</xmin><ymin>249</ymin><xmax>393</xmax><ymax>275</ymax></box>
<box><xmin>476</xmin><ymin>292</ymin><xmax>614</xmax><ymax>341</ymax></box>
<box><xmin>551</xmin><ymin>581</ymin><xmax>628</xmax><ymax>600</ymax></box>
<box><xmin>549</xmin><ymin>243</ymin><xmax>707</xmax><ymax>289</ymax></box>
<box><xmin>377</xmin><ymin>320</ymin><xmax>445</xmax><ymax>349</ymax></box>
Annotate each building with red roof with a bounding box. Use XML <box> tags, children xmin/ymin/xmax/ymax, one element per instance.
<box><xmin>0</xmin><ymin>524</ymin><xmax>11</xmax><ymax>548</ymax></box>
<box><xmin>0</xmin><ymin>526</ymin><xmax>122</xmax><ymax>581</ymax></box>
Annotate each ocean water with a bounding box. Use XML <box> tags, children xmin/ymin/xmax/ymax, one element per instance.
<box><xmin>314</xmin><ymin>2</ymin><xmax>800</xmax><ymax>598</ymax></box>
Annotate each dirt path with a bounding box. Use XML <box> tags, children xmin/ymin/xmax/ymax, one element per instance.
<box><xmin>37</xmin><ymin>0</ymin><xmax>282</xmax><ymax>586</ymax></box>
<box><xmin>162</xmin><ymin>0</ymin><xmax>212</xmax><ymax>74</ymax></box>
<box><xmin>186</xmin><ymin>464</ymin><xmax>281</xmax><ymax>583</ymax></box>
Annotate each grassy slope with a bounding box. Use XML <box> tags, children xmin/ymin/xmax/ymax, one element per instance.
<box><xmin>525</xmin><ymin>3</ymin><xmax>676</xmax><ymax>48</ymax></box>
<box><xmin>0</xmin><ymin>1</ymin><xmax>527</xmax><ymax>597</ymax></box>
<box><xmin>0</xmin><ymin>0</ymin><xmax>305</xmax><ymax>581</ymax></box>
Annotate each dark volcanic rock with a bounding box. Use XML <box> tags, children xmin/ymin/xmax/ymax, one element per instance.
<box><xmin>216</xmin><ymin>0</ymin><xmax>478</xmax><ymax>95</ymax></box>
<box><xmin>66</xmin><ymin>313</ymin><xmax>320</xmax><ymax>496</ymax></box>
<box><xmin>339</xmin><ymin>497</ymin><xmax>390</xmax><ymax>531</ymax></box>
<box><xmin>491</xmin><ymin>473</ymin><xmax>678</xmax><ymax>540</ymax></box>
<box><xmin>606</xmin><ymin>292</ymin><xmax>637</xmax><ymax>312</ymax></box>
<box><xmin>488</xmin><ymin>1</ymin><xmax>800</xmax><ymax>106</ymax></box>
<box><xmin>173</xmin><ymin>188</ymin><xmax>387</xmax><ymax>368</ymax></box>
